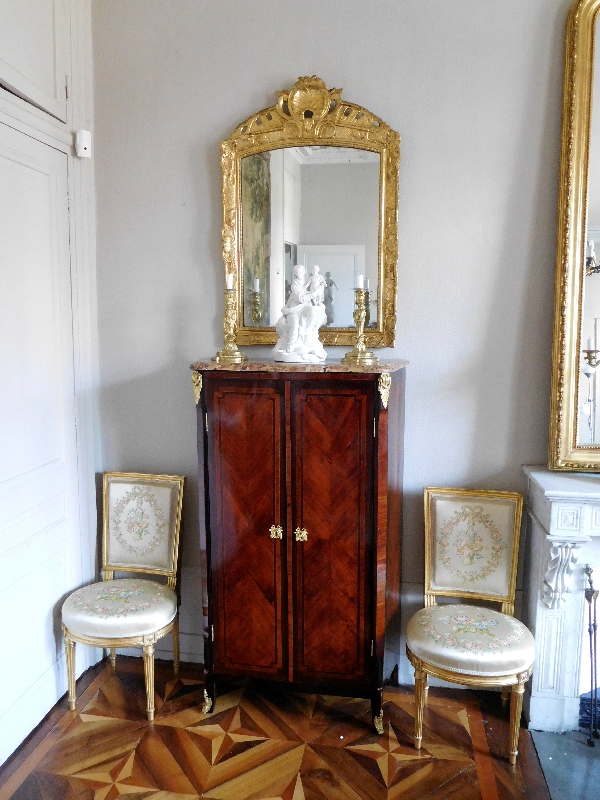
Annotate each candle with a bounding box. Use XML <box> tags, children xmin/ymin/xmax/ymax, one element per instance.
<box><xmin>365</xmin><ymin>278</ymin><xmax>370</xmax><ymax>290</ymax></box>
<box><xmin>356</xmin><ymin>274</ymin><xmax>364</xmax><ymax>289</ymax></box>
<box><xmin>588</xmin><ymin>337</ymin><xmax>595</xmax><ymax>351</ymax></box>
<box><xmin>253</xmin><ymin>278</ymin><xmax>260</xmax><ymax>292</ymax></box>
<box><xmin>226</xmin><ymin>273</ymin><xmax>234</xmax><ymax>290</ymax></box>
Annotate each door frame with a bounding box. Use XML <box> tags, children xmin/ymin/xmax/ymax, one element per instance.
<box><xmin>0</xmin><ymin>0</ymin><xmax>98</xmax><ymax>664</ymax></box>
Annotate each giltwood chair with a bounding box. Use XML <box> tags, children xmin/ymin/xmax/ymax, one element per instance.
<box><xmin>406</xmin><ymin>487</ymin><xmax>534</xmax><ymax>765</ymax></box>
<box><xmin>62</xmin><ymin>472</ymin><xmax>185</xmax><ymax>721</ymax></box>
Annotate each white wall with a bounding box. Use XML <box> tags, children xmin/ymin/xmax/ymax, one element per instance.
<box><xmin>93</xmin><ymin>0</ymin><xmax>570</xmax><ymax>679</ymax></box>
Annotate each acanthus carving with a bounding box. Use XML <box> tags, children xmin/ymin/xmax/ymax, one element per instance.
<box><xmin>542</xmin><ymin>538</ymin><xmax>583</xmax><ymax>608</ymax></box>
<box><xmin>378</xmin><ymin>373</ymin><xmax>392</xmax><ymax>409</ymax></box>
<box><xmin>192</xmin><ymin>371</ymin><xmax>202</xmax><ymax>405</ymax></box>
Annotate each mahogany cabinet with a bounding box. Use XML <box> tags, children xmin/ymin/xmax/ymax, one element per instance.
<box><xmin>192</xmin><ymin>361</ymin><xmax>406</xmax><ymax>729</ymax></box>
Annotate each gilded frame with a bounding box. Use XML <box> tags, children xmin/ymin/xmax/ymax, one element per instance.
<box><xmin>550</xmin><ymin>0</ymin><xmax>600</xmax><ymax>469</ymax></box>
<box><xmin>423</xmin><ymin>487</ymin><xmax>523</xmax><ymax>615</ymax></box>
<box><xmin>221</xmin><ymin>75</ymin><xmax>400</xmax><ymax>347</ymax></box>
<box><xmin>101</xmin><ymin>471</ymin><xmax>185</xmax><ymax>586</ymax></box>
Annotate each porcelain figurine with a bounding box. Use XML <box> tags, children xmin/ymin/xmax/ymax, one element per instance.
<box><xmin>273</xmin><ymin>264</ymin><xmax>327</xmax><ymax>363</ymax></box>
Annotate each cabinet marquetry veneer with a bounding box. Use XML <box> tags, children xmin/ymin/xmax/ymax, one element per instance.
<box><xmin>191</xmin><ymin>360</ymin><xmax>406</xmax><ymax>730</ymax></box>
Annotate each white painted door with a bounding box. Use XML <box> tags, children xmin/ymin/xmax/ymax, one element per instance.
<box><xmin>0</xmin><ymin>121</ymin><xmax>81</xmax><ymax>764</ymax></box>
<box><xmin>0</xmin><ymin>0</ymin><xmax>68</xmax><ymax>121</ymax></box>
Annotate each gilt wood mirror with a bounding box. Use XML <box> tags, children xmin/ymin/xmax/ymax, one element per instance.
<box><xmin>550</xmin><ymin>0</ymin><xmax>600</xmax><ymax>469</ymax></box>
<box><xmin>221</xmin><ymin>76</ymin><xmax>400</xmax><ymax>347</ymax></box>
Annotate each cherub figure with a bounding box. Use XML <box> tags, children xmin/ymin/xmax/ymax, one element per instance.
<box><xmin>306</xmin><ymin>264</ymin><xmax>326</xmax><ymax>306</ymax></box>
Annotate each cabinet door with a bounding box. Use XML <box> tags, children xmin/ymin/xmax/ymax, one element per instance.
<box><xmin>292</xmin><ymin>381</ymin><xmax>374</xmax><ymax>683</ymax></box>
<box><xmin>206</xmin><ymin>379</ymin><xmax>287</xmax><ymax>679</ymax></box>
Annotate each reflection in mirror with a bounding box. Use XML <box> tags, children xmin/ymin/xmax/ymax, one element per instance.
<box><xmin>241</xmin><ymin>146</ymin><xmax>380</xmax><ymax>328</ymax></box>
<box><xmin>579</xmin><ymin>18</ymin><xmax>600</xmax><ymax>445</ymax></box>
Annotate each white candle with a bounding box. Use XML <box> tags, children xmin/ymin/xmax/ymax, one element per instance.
<box><xmin>588</xmin><ymin>336</ymin><xmax>595</xmax><ymax>351</ymax></box>
<box><xmin>226</xmin><ymin>273</ymin><xmax>234</xmax><ymax>290</ymax></box>
<box><xmin>356</xmin><ymin>274</ymin><xmax>364</xmax><ymax>289</ymax></box>
<box><xmin>253</xmin><ymin>278</ymin><xmax>260</xmax><ymax>292</ymax></box>
<box><xmin>365</xmin><ymin>278</ymin><xmax>370</xmax><ymax>290</ymax></box>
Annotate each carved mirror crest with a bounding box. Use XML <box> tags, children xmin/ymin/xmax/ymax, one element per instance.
<box><xmin>221</xmin><ymin>76</ymin><xmax>400</xmax><ymax>347</ymax></box>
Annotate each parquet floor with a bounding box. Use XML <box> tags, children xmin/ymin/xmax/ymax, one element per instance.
<box><xmin>0</xmin><ymin>658</ymin><xmax>549</xmax><ymax>800</ymax></box>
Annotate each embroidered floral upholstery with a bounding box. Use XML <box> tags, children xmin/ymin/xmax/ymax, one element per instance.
<box><xmin>62</xmin><ymin>578</ymin><xmax>177</xmax><ymax>638</ymax></box>
<box><xmin>406</xmin><ymin>605</ymin><xmax>535</xmax><ymax>677</ymax></box>
<box><xmin>430</xmin><ymin>500</ymin><xmax>514</xmax><ymax>598</ymax></box>
<box><xmin>106</xmin><ymin>481</ymin><xmax>176</xmax><ymax>572</ymax></box>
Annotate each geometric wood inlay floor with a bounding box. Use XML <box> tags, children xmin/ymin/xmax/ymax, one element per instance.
<box><xmin>0</xmin><ymin>658</ymin><xmax>550</xmax><ymax>800</ymax></box>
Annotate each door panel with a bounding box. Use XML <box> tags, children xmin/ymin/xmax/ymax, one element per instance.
<box><xmin>292</xmin><ymin>382</ymin><xmax>373</xmax><ymax>683</ymax></box>
<box><xmin>207</xmin><ymin>379</ymin><xmax>287</xmax><ymax>678</ymax></box>
<box><xmin>0</xmin><ymin>0</ymin><xmax>68</xmax><ymax>121</ymax></box>
<box><xmin>0</xmin><ymin>122</ymin><xmax>79</xmax><ymax>765</ymax></box>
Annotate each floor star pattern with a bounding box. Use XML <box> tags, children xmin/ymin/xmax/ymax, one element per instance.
<box><xmin>3</xmin><ymin>660</ymin><xmax>543</xmax><ymax>800</ymax></box>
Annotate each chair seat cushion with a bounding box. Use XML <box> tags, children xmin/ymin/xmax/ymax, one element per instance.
<box><xmin>406</xmin><ymin>605</ymin><xmax>535</xmax><ymax>678</ymax></box>
<box><xmin>62</xmin><ymin>578</ymin><xmax>177</xmax><ymax>639</ymax></box>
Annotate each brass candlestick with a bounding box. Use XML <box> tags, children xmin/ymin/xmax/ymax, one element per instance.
<box><xmin>251</xmin><ymin>290</ymin><xmax>261</xmax><ymax>326</ymax></box>
<box><xmin>212</xmin><ymin>287</ymin><xmax>248</xmax><ymax>364</ymax></box>
<box><xmin>341</xmin><ymin>288</ymin><xmax>379</xmax><ymax>367</ymax></box>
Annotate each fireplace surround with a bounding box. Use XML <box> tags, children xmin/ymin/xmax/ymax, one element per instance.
<box><xmin>522</xmin><ymin>466</ymin><xmax>600</xmax><ymax>730</ymax></box>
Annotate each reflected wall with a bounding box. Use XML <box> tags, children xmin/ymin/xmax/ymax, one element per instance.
<box><xmin>241</xmin><ymin>146</ymin><xmax>380</xmax><ymax>328</ymax></box>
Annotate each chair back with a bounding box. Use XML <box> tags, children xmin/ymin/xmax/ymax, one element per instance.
<box><xmin>424</xmin><ymin>487</ymin><xmax>523</xmax><ymax>614</ymax></box>
<box><xmin>102</xmin><ymin>472</ymin><xmax>185</xmax><ymax>587</ymax></box>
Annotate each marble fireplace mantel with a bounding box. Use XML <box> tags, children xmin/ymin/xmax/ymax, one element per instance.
<box><xmin>522</xmin><ymin>466</ymin><xmax>600</xmax><ymax>731</ymax></box>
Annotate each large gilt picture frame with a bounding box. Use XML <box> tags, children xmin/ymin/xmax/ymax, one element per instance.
<box><xmin>221</xmin><ymin>76</ymin><xmax>400</xmax><ymax>347</ymax></box>
<box><xmin>550</xmin><ymin>0</ymin><xmax>600</xmax><ymax>469</ymax></box>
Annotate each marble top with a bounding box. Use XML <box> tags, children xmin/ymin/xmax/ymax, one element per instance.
<box><xmin>524</xmin><ymin>465</ymin><xmax>600</xmax><ymax>501</ymax></box>
<box><xmin>190</xmin><ymin>359</ymin><xmax>409</xmax><ymax>375</ymax></box>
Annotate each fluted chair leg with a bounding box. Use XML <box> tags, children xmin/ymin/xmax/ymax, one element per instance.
<box><xmin>509</xmin><ymin>683</ymin><xmax>525</xmax><ymax>764</ymax></box>
<box><xmin>501</xmin><ymin>685</ymin><xmax>510</xmax><ymax>708</ymax></box>
<box><xmin>143</xmin><ymin>643</ymin><xmax>155</xmax><ymax>722</ymax></box>
<box><xmin>172</xmin><ymin>615</ymin><xmax>180</xmax><ymax>675</ymax></box>
<box><xmin>109</xmin><ymin>648</ymin><xmax>116</xmax><ymax>672</ymax></box>
<box><xmin>64</xmin><ymin>631</ymin><xmax>77</xmax><ymax>711</ymax></box>
<box><xmin>414</xmin><ymin>668</ymin><xmax>427</xmax><ymax>749</ymax></box>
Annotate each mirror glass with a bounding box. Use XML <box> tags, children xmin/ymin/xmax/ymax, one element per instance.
<box><xmin>240</xmin><ymin>146</ymin><xmax>380</xmax><ymax>328</ymax></box>
<box><xmin>579</xmin><ymin>18</ymin><xmax>600</xmax><ymax>445</ymax></box>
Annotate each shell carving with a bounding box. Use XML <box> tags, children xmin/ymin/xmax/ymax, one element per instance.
<box><xmin>282</xmin><ymin>75</ymin><xmax>340</xmax><ymax>127</ymax></box>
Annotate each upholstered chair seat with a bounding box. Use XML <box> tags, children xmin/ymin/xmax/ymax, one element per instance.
<box><xmin>407</xmin><ymin>605</ymin><xmax>535</xmax><ymax>678</ymax></box>
<box><xmin>62</xmin><ymin>578</ymin><xmax>177</xmax><ymax>639</ymax></box>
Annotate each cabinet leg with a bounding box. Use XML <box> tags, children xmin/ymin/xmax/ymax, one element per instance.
<box><xmin>371</xmin><ymin>686</ymin><xmax>384</xmax><ymax>735</ymax></box>
<box><xmin>203</xmin><ymin>673</ymin><xmax>216</xmax><ymax>714</ymax></box>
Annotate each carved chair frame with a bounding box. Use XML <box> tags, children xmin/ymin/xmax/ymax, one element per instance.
<box><xmin>407</xmin><ymin>487</ymin><xmax>529</xmax><ymax>765</ymax></box>
<box><xmin>62</xmin><ymin>472</ymin><xmax>185</xmax><ymax>721</ymax></box>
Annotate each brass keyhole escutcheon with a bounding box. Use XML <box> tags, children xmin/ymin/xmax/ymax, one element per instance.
<box><xmin>295</xmin><ymin>527</ymin><xmax>308</xmax><ymax>542</ymax></box>
<box><xmin>269</xmin><ymin>525</ymin><xmax>283</xmax><ymax>540</ymax></box>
